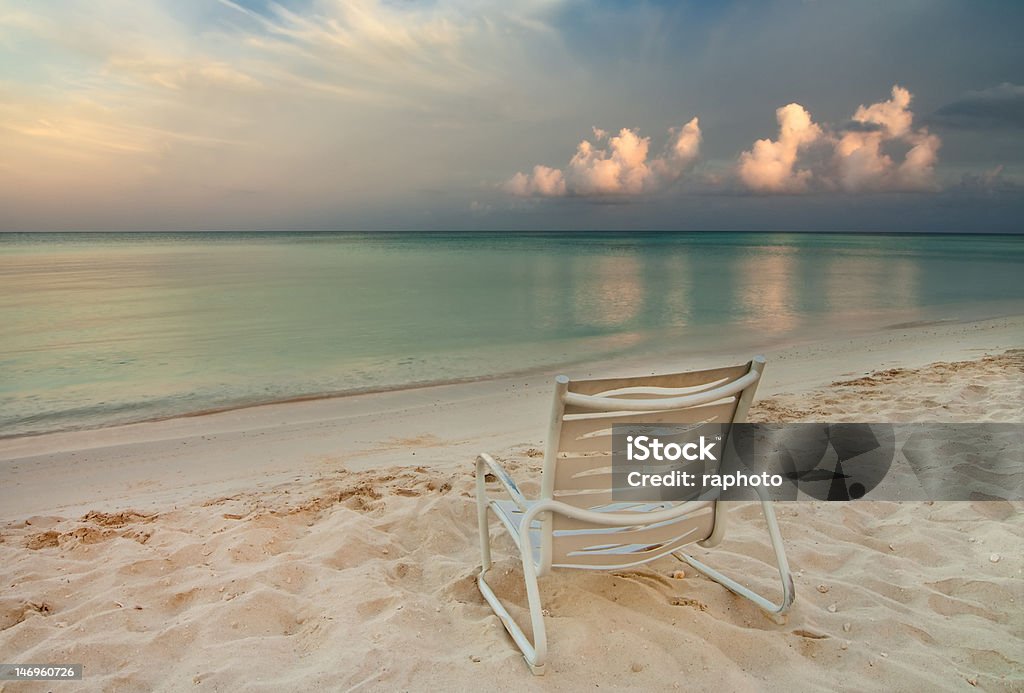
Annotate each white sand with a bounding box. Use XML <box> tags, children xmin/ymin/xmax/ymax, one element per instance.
<box><xmin>0</xmin><ymin>315</ymin><xmax>1021</xmax><ymax>691</ymax></box>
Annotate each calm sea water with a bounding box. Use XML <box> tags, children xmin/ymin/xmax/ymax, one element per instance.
<box><xmin>2</xmin><ymin>232</ymin><xmax>1022</xmax><ymax>437</ymax></box>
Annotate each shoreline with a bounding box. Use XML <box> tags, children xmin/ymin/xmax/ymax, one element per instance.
<box><xmin>4</xmin><ymin>304</ymin><xmax>1023</xmax><ymax>442</ymax></box>
<box><xmin>0</xmin><ymin>313</ymin><xmax>1021</xmax><ymax>521</ymax></box>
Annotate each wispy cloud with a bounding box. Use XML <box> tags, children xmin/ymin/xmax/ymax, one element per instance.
<box><xmin>0</xmin><ymin>0</ymin><xmax>571</xmax><ymax>228</ymax></box>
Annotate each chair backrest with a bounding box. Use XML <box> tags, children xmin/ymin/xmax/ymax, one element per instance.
<box><xmin>537</xmin><ymin>356</ymin><xmax>765</xmax><ymax>570</ymax></box>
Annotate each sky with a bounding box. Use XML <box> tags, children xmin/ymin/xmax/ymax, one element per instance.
<box><xmin>1</xmin><ymin>0</ymin><xmax>1022</xmax><ymax>232</ymax></box>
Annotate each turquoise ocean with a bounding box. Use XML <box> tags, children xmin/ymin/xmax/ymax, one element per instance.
<box><xmin>2</xmin><ymin>232</ymin><xmax>1022</xmax><ymax>437</ymax></box>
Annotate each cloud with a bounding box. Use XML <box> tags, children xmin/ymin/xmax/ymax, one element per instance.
<box><xmin>106</xmin><ymin>56</ymin><xmax>263</xmax><ymax>91</ymax></box>
<box><xmin>1</xmin><ymin>0</ymin><xmax>1013</xmax><ymax>231</ymax></box>
<box><xmin>652</xmin><ymin>118</ymin><xmax>703</xmax><ymax>180</ymax></box>
<box><xmin>839</xmin><ymin>120</ymin><xmax>885</xmax><ymax>133</ymax></box>
<box><xmin>0</xmin><ymin>0</ymin><xmax>576</xmax><ymax>229</ymax></box>
<box><xmin>833</xmin><ymin>86</ymin><xmax>940</xmax><ymax>192</ymax></box>
<box><xmin>851</xmin><ymin>85</ymin><xmax>915</xmax><ymax>136</ymax></box>
<box><xmin>930</xmin><ymin>83</ymin><xmax>1024</xmax><ymax>130</ymax></box>
<box><xmin>506</xmin><ymin>117</ymin><xmax>701</xmax><ymax>197</ymax></box>
<box><xmin>952</xmin><ymin>165</ymin><xmax>1024</xmax><ymax>196</ymax></box>
<box><xmin>505</xmin><ymin>165</ymin><xmax>566</xmax><ymax>196</ymax></box>
<box><xmin>508</xmin><ymin>86</ymin><xmax>944</xmax><ymax>200</ymax></box>
<box><xmin>737</xmin><ymin>85</ymin><xmax>941</xmax><ymax>194</ymax></box>
<box><xmin>737</xmin><ymin>103</ymin><xmax>823</xmax><ymax>193</ymax></box>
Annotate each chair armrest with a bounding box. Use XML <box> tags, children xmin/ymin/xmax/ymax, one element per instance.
<box><xmin>476</xmin><ymin>453</ymin><xmax>528</xmax><ymax>511</ymax></box>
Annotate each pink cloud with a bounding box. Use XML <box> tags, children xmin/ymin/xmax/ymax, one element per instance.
<box><xmin>738</xmin><ymin>103</ymin><xmax>823</xmax><ymax>193</ymax></box>
<box><xmin>834</xmin><ymin>86</ymin><xmax>941</xmax><ymax>192</ymax></box>
<box><xmin>507</xmin><ymin>86</ymin><xmax>943</xmax><ymax>199</ymax></box>
<box><xmin>506</xmin><ymin>117</ymin><xmax>701</xmax><ymax>197</ymax></box>
<box><xmin>739</xmin><ymin>85</ymin><xmax>942</xmax><ymax>194</ymax></box>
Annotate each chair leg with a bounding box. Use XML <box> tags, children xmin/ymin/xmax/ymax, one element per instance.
<box><xmin>672</xmin><ymin>497</ymin><xmax>795</xmax><ymax>623</ymax></box>
<box><xmin>476</xmin><ymin>505</ymin><xmax>548</xmax><ymax>675</ymax></box>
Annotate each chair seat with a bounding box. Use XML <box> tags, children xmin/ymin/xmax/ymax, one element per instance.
<box><xmin>491</xmin><ymin>499</ymin><xmax>706</xmax><ymax>570</ymax></box>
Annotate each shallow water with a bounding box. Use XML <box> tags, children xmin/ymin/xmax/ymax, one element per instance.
<box><xmin>2</xmin><ymin>231</ymin><xmax>1022</xmax><ymax>436</ymax></box>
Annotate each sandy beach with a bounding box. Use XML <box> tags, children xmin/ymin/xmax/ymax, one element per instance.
<box><xmin>1</xmin><ymin>315</ymin><xmax>1022</xmax><ymax>691</ymax></box>
<box><xmin>5</xmin><ymin>0</ymin><xmax>1024</xmax><ymax>689</ymax></box>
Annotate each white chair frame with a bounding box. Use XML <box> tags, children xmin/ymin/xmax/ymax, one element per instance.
<box><xmin>474</xmin><ymin>356</ymin><xmax>794</xmax><ymax>674</ymax></box>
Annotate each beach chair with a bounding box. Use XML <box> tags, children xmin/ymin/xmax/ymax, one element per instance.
<box><xmin>474</xmin><ymin>356</ymin><xmax>794</xmax><ymax>674</ymax></box>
